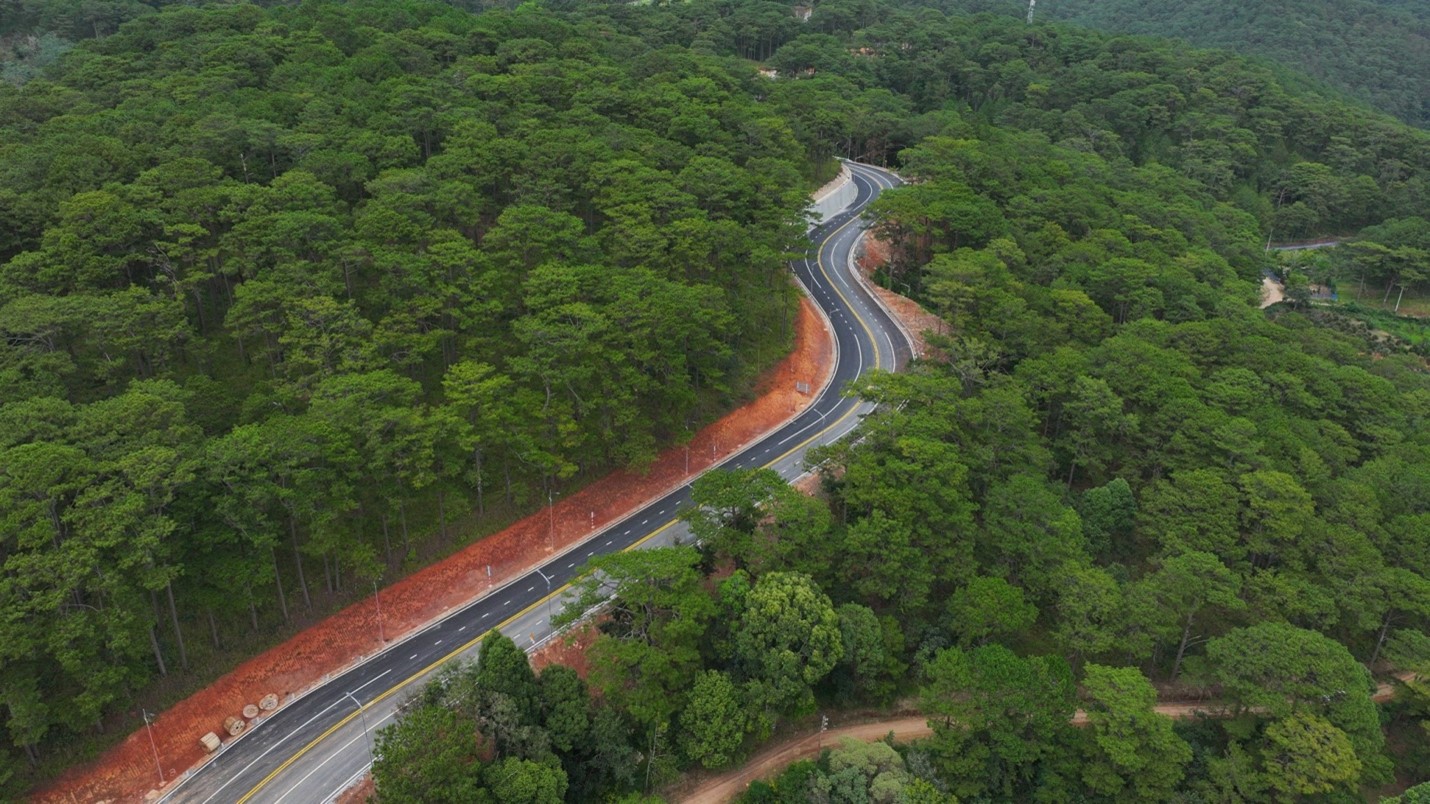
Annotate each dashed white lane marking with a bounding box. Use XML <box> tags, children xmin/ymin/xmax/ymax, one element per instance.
<box><xmin>409</xmin><ymin>654</ymin><xmax>417</xmax><ymax>660</ymax></box>
<box><xmin>195</xmin><ymin>669</ymin><xmax>396</xmax><ymax>804</ymax></box>
<box><xmin>482</xmin><ymin>612</ymin><xmax>490</xmax><ymax>618</ymax></box>
<box><xmin>503</xmin><ymin>600</ymin><xmax>511</xmax><ymax>606</ymax></box>
<box><xmin>458</xmin><ymin>626</ymin><xmax>465</xmax><ymax>631</ymax></box>
<box><xmin>270</xmin><ymin>709</ymin><xmax>396</xmax><ymax>804</ymax></box>
<box><xmin>434</xmin><ymin>640</ymin><xmax>442</xmax><ymax>646</ymax></box>
<box><xmin>605</xmin><ymin>540</ymin><xmax>612</xmax><ymax>546</ymax></box>
<box><xmin>641</xmin><ymin>519</ymin><xmax>648</xmax><ymax>525</ymax></box>
<box><xmin>526</xmin><ymin>586</ymin><xmax>534</xmax><ymax>592</ymax></box>
<box><xmin>567</xmin><ymin>562</ymin><xmax>575</xmax><ymax>568</ymax></box>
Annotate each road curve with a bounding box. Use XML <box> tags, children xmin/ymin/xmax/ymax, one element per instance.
<box><xmin>160</xmin><ymin>160</ymin><xmax>911</xmax><ymax>804</ymax></box>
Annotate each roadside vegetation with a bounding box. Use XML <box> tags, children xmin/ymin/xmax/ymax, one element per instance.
<box><xmin>2</xmin><ymin>0</ymin><xmax>1428</xmax><ymax>799</ymax></box>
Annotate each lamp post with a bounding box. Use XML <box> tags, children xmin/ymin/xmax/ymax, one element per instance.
<box><xmin>343</xmin><ymin>691</ymin><xmax>372</xmax><ymax>755</ymax></box>
<box><xmin>141</xmin><ymin>709</ymin><xmax>163</xmax><ymax>786</ymax></box>
<box><xmin>547</xmin><ymin>489</ymin><xmax>558</xmax><ymax>551</ymax></box>
<box><xmin>535</xmin><ymin>567</ymin><xmax>554</xmax><ymax>623</ymax></box>
<box><xmin>373</xmin><ymin>580</ymin><xmax>385</xmax><ymax>643</ymax></box>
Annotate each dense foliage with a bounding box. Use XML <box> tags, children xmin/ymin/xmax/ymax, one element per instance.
<box><xmin>1022</xmin><ymin>0</ymin><xmax>1430</xmax><ymax>129</ymax></box>
<box><xmin>370</xmin><ymin>2</ymin><xmax>1428</xmax><ymax>798</ymax></box>
<box><xmin>4</xmin><ymin>0</ymin><xmax>1429</xmax><ymax>797</ymax></box>
<box><xmin>0</xmin><ymin>0</ymin><xmax>814</xmax><ymax>784</ymax></box>
<box><xmin>793</xmin><ymin>121</ymin><xmax>1426</xmax><ymax>797</ymax></box>
<box><xmin>649</xmin><ymin>121</ymin><xmax>1426</xmax><ymax>799</ymax></box>
<box><xmin>582</xmin><ymin>0</ymin><xmax>1430</xmax><ymax>239</ymax></box>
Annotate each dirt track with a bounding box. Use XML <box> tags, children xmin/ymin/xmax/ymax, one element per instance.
<box><xmin>675</xmin><ymin>709</ymin><xmax>1215</xmax><ymax>804</ymax></box>
<box><xmin>678</xmin><ymin>679</ymin><xmax>1408</xmax><ymax>803</ymax></box>
<box><xmin>678</xmin><ymin>717</ymin><xmax>933</xmax><ymax>804</ymax></box>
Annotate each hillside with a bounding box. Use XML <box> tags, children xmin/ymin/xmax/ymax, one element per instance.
<box><xmin>0</xmin><ymin>0</ymin><xmax>814</xmax><ymax>789</ymax></box>
<box><xmin>369</xmin><ymin>1</ymin><xmax>1429</xmax><ymax>802</ymax></box>
<box><xmin>1028</xmin><ymin>0</ymin><xmax>1430</xmax><ymax>128</ymax></box>
<box><xmin>4</xmin><ymin>0</ymin><xmax>1428</xmax><ymax>799</ymax></box>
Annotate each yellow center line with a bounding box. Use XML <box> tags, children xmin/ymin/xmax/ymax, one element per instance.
<box><xmin>234</xmin><ymin>174</ymin><xmax>893</xmax><ymax>804</ymax></box>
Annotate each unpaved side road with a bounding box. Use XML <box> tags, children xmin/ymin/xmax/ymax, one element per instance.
<box><xmin>679</xmin><ymin>716</ymin><xmax>934</xmax><ymax>804</ymax></box>
<box><xmin>1261</xmin><ymin>275</ymin><xmax>1285</xmax><ymax>308</ymax></box>
<box><xmin>679</xmin><ymin>679</ymin><xmax>1408</xmax><ymax>804</ymax></box>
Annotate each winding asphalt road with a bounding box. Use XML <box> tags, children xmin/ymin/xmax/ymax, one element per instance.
<box><xmin>160</xmin><ymin>160</ymin><xmax>911</xmax><ymax>804</ymax></box>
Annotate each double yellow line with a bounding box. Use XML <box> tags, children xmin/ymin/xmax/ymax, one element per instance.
<box><xmin>233</xmin><ymin>175</ymin><xmax>890</xmax><ymax>804</ymax></box>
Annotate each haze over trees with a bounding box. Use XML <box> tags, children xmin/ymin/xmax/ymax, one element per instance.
<box><xmin>952</xmin><ymin>0</ymin><xmax>1430</xmax><ymax>129</ymax></box>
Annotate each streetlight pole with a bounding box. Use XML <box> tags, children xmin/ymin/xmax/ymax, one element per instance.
<box><xmin>547</xmin><ymin>489</ymin><xmax>557</xmax><ymax>551</ymax></box>
<box><xmin>343</xmin><ymin>691</ymin><xmax>372</xmax><ymax>755</ymax></box>
<box><xmin>373</xmin><ymin>580</ymin><xmax>385</xmax><ymax>643</ymax></box>
<box><xmin>141</xmin><ymin>709</ymin><xmax>163</xmax><ymax>786</ymax></box>
<box><xmin>535</xmin><ymin>567</ymin><xmax>554</xmax><ymax>623</ymax></box>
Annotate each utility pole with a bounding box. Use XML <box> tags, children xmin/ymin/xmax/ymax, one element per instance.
<box><xmin>141</xmin><ymin>709</ymin><xmax>164</xmax><ymax>787</ymax></box>
<box><xmin>343</xmin><ymin>691</ymin><xmax>372</xmax><ymax>755</ymax></box>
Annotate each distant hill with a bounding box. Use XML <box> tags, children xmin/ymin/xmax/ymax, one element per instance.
<box><xmin>958</xmin><ymin>0</ymin><xmax>1430</xmax><ymax>128</ymax></box>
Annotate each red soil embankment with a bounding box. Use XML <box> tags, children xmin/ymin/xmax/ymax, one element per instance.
<box><xmin>529</xmin><ymin>623</ymin><xmax>601</xmax><ymax>679</ymax></box>
<box><xmin>38</xmin><ymin>297</ymin><xmax>834</xmax><ymax>804</ymax></box>
<box><xmin>854</xmin><ymin>235</ymin><xmax>941</xmax><ymax>358</ymax></box>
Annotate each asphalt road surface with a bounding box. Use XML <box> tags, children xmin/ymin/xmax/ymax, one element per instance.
<box><xmin>161</xmin><ymin>160</ymin><xmax>910</xmax><ymax>804</ymax></box>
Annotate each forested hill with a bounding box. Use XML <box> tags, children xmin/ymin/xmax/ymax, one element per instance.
<box><xmin>959</xmin><ymin>0</ymin><xmax>1430</xmax><ymax>128</ymax></box>
<box><xmin>701</xmin><ymin>0</ymin><xmax>1430</xmax><ymax>238</ymax></box>
<box><xmin>2</xmin><ymin>0</ymin><xmax>1429</xmax><ymax>797</ymax></box>
<box><xmin>370</xmin><ymin>2</ymin><xmax>1428</xmax><ymax>803</ymax></box>
<box><xmin>0</xmin><ymin>0</ymin><xmax>815</xmax><ymax>783</ymax></box>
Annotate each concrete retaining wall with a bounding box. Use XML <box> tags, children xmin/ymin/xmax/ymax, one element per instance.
<box><xmin>809</xmin><ymin>163</ymin><xmax>857</xmax><ymax>226</ymax></box>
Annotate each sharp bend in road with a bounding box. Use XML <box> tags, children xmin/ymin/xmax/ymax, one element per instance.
<box><xmin>161</xmin><ymin>160</ymin><xmax>910</xmax><ymax>804</ymax></box>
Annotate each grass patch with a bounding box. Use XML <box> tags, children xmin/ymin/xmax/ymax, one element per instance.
<box><xmin>1335</xmin><ymin>282</ymin><xmax>1430</xmax><ymax>318</ymax></box>
<box><xmin>1322</xmin><ymin>302</ymin><xmax>1430</xmax><ymax>355</ymax></box>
